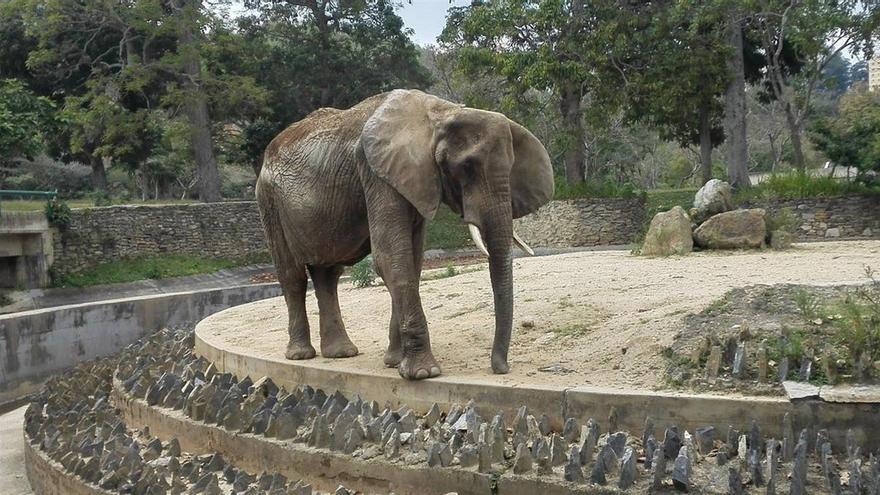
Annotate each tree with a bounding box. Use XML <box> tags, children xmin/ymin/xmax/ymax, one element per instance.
<box><xmin>234</xmin><ymin>0</ymin><xmax>431</xmax><ymax>173</ymax></box>
<box><xmin>723</xmin><ymin>6</ymin><xmax>751</xmax><ymax>188</ymax></box>
<box><xmin>753</xmin><ymin>0</ymin><xmax>880</xmax><ymax>171</ymax></box>
<box><xmin>625</xmin><ymin>1</ymin><xmax>730</xmax><ymax>186</ymax></box>
<box><xmin>440</xmin><ymin>0</ymin><xmax>632</xmax><ymax>184</ymax></box>
<box><xmin>0</xmin><ymin>79</ymin><xmax>56</xmax><ymax>167</ymax></box>
<box><xmin>809</xmin><ymin>85</ymin><xmax>880</xmax><ymax>179</ymax></box>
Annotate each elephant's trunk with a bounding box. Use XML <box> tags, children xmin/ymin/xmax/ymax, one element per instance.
<box><xmin>481</xmin><ymin>202</ymin><xmax>514</xmax><ymax>375</ymax></box>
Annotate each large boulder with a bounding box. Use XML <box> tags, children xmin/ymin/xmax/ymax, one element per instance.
<box><xmin>691</xmin><ymin>179</ymin><xmax>734</xmax><ymax>224</ymax></box>
<box><xmin>641</xmin><ymin>206</ymin><xmax>693</xmax><ymax>256</ymax></box>
<box><xmin>693</xmin><ymin>209</ymin><xmax>767</xmax><ymax>249</ymax></box>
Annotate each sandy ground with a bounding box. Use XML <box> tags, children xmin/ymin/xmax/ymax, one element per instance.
<box><xmin>207</xmin><ymin>241</ymin><xmax>880</xmax><ymax>391</ymax></box>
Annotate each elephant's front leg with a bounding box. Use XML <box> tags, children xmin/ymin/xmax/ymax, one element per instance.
<box><xmin>367</xmin><ymin>200</ymin><xmax>440</xmax><ymax>380</ymax></box>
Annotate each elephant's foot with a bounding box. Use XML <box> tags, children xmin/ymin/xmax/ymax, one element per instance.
<box><xmin>383</xmin><ymin>346</ymin><xmax>402</xmax><ymax>367</ymax></box>
<box><xmin>399</xmin><ymin>350</ymin><xmax>441</xmax><ymax>380</ymax></box>
<box><xmin>491</xmin><ymin>352</ymin><xmax>510</xmax><ymax>374</ymax></box>
<box><xmin>285</xmin><ymin>340</ymin><xmax>316</xmax><ymax>360</ymax></box>
<box><xmin>320</xmin><ymin>335</ymin><xmax>359</xmax><ymax>358</ymax></box>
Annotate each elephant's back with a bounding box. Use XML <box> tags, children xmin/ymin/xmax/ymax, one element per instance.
<box><xmin>262</xmin><ymin>93</ymin><xmax>391</xmax><ymax>173</ymax></box>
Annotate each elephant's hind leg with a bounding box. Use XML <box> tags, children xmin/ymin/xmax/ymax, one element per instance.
<box><xmin>308</xmin><ymin>265</ymin><xmax>359</xmax><ymax>358</ymax></box>
<box><xmin>258</xmin><ymin>191</ymin><xmax>315</xmax><ymax>360</ymax></box>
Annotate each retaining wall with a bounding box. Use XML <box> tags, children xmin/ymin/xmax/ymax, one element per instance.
<box><xmin>747</xmin><ymin>194</ymin><xmax>880</xmax><ymax>241</ymax></box>
<box><xmin>514</xmin><ymin>197</ymin><xmax>647</xmax><ymax>248</ymax></box>
<box><xmin>0</xmin><ymin>283</ymin><xmax>280</xmax><ymax>406</ymax></box>
<box><xmin>51</xmin><ymin>202</ymin><xmax>267</xmax><ymax>276</ymax></box>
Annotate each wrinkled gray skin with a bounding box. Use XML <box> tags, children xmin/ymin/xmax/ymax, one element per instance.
<box><xmin>256</xmin><ymin>89</ymin><xmax>554</xmax><ymax>380</ymax></box>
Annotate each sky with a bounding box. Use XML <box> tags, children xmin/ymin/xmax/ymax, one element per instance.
<box><xmin>397</xmin><ymin>1</ymin><xmax>471</xmax><ymax>46</ymax></box>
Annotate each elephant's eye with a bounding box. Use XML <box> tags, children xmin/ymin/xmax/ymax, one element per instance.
<box><xmin>458</xmin><ymin>158</ymin><xmax>477</xmax><ymax>180</ymax></box>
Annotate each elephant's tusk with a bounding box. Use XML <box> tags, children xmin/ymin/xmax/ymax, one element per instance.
<box><xmin>468</xmin><ymin>224</ymin><xmax>490</xmax><ymax>257</ymax></box>
<box><xmin>512</xmin><ymin>230</ymin><xmax>535</xmax><ymax>256</ymax></box>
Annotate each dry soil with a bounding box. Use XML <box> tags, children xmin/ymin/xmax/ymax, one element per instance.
<box><xmin>211</xmin><ymin>240</ymin><xmax>880</xmax><ymax>392</ymax></box>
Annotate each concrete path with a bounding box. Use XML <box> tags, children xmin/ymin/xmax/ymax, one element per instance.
<box><xmin>0</xmin><ymin>406</ymin><xmax>32</xmax><ymax>495</ymax></box>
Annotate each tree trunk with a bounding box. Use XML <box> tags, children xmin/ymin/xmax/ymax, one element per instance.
<box><xmin>722</xmin><ymin>11</ymin><xmax>751</xmax><ymax>189</ymax></box>
<box><xmin>699</xmin><ymin>101</ymin><xmax>713</xmax><ymax>185</ymax></box>
<box><xmin>559</xmin><ymin>82</ymin><xmax>586</xmax><ymax>184</ymax></box>
<box><xmin>783</xmin><ymin>105</ymin><xmax>805</xmax><ymax>171</ymax></box>
<box><xmin>175</xmin><ymin>0</ymin><xmax>221</xmax><ymax>203</ymax></box>
<box><xmin>90</xmin><ymin>155</ymin><xmax>107</xmax><ymax>191</ymax></box>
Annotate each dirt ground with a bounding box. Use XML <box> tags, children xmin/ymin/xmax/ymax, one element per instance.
<box><xmin>211</xmin><ymin>240</ymin><xmax>880</xmax><ymax>393</ymax></box>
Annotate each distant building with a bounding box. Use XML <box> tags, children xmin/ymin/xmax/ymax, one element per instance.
<box><xmin>871</xmin><ymin>57</ymin><xmax>880</xmax><ymax>91</ymax></box>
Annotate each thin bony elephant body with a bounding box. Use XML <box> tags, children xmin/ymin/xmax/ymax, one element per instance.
<box><xmin>256</xmin><ymin>89</ymin><xmax>554</xmax><ymax>380</ymax></box>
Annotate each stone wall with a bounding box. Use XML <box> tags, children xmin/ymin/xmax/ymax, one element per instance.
<box><xmin>748</xmin><ymin>194</ymin><xmax>880</xmax><ymax>241</ymax></box>
<box><xmin>52</xmin><ymin>202</ymin><xmax>267</xmax><ymax>275</ymax></box>
<box><xmin>514</xmin><ymin>197</ymin><xmax>647</xmax><ymax>248</ymax></box>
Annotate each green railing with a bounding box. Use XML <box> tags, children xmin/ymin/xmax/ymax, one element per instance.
<box><xmin>0</xmin><ymin>189</ymin><xmax>58</xmax><ymax>215</ymax></box>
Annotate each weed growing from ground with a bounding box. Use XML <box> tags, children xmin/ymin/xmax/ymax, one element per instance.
<box><xmin>350</xmin><ymin>256</ymin><xmax>376</xmax><ymax>288</ymax></box>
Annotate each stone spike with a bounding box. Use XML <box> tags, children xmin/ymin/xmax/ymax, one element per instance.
<box><xmin>512</xmin><ymin>443</ymin><xmax>533</xmax><ymax>474</ymax></box>
<box><xmin>619</xmin><ymin>446</ymin><xmax>636</xmax><ymax>489</ymax></box>
<box><xmin>564</xmin><ymin>445</ymin><xmax>584</xmax><ymax>483</ymax></box>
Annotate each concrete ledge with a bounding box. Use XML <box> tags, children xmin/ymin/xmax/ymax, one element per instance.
<box><xmin>196</xmin><ymin>305</ymin><xmax>880</xmax><ymax>449</ymax></box>
<box><xmin>24</xmin><ymin>433</ymin><xmax>111</xmax><ymax>495</ymax></box>
<box><xmin>1</xmin><ymin>283</ymin><xmax>280</xmax><ymax>406</ymax></box>
<box><xmin>111</xmin><ymin>379</ymin><xmax>615</xmax><ymax>495</ymax></box>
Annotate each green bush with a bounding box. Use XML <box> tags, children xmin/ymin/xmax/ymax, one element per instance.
<box><xmin>426</xmin><ymin>206</ymin><xmax>470</xmax><ymax>250</ymax></box>
<box><xmin>736</xmin><ymin>171</ymin><xmax>877</xmax><ymax>202</ymax></box>
<box><xmin>44</xmin><ymin>198</ymin><xmax>72</xmax><ymax>228</ymax></box>
<box><xmin>350</xmin><ymin>256</ymin><xmax>376</xmax><ymax>288</ymax></box>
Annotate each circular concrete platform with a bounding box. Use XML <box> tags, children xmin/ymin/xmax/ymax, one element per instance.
<box><xmin>194</xmin><ymin>243</ymin><xmax>880</xmax><ymax>445</ymax></box>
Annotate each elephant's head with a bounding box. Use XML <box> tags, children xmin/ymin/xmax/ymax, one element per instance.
<box><xmin>360</xmin><ymin>89</ymin><xmax>554</xmax><ymax>374</ymax></box>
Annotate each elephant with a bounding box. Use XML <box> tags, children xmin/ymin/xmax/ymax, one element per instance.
<box><xmin>255</xmin><ymin>89</ymin><xmax>554</xmax><ymax>380</ymax></box>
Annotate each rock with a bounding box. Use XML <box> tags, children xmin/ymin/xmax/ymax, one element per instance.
<box><xmin>770</xmin><ymin>230</ymin><xmax>794</xmax><ymax>250</ymax></box>
<box><xmin>694</xmin><ymin>208</ymin><xmax>767</xmax><ymax>249</ymax></box>
<box><xmin>512</xmin><ymin>443</ymin><xmax>533</xmax><ymax>474</ymax></box>
<box><xmin>607</xmin><ymin>431</ymin><xmax>627</xmax><ymax>458</ymax></box>
<box><xmin>549</xmin><ymin>433</ymin><xmax>566</xmax><ymax>466</ymax></box>
<box><xmin>578</xmin><ymin>419</ymin><xmax>599</xmax><ymax>465</ymax></box>
<box><xmin>564</xmin><ymin>446</ymin><xmax>584</xmax><ymax>483</ymax></box>
<box><xmin>790</xmin><ymin>431</ymin><xmax>808</xmax><ymax>495</ymax></box>
<box><xmin>457</xmin><ymin>445</ymin><xmax>478</xmax><ymax>468</ymax></box>
<box><xmin>825</xmin><ymin>227</ymin><xmax>840</xmax><ymax>238</ymax></box>
<box><xmin>766</xmin><ymin>439</ymin><xmax>779</xmax><ymax>495</ymax></box>
<box><xmin>651</xmin><ymin>447</ymin><xmax>666</xmax><ymax>490</ymax></box>
<box><xmin>671</xmin><ymin>446</ymin><xmax>690</xmax><ymax>492</ymax></box>
<box><xmin>692</xmin><ymin>179</ymin><xmax>734</xmax><ymax>224</ymax></box>
<box><xmin>619</xmin><ymin>447</ymin><xmax>636</xmax><ymax>489</ymax></box>
<box><xmin>732</xmin><ymin>342</ymin><xmax>746</xmax><ymax>378</ymax></box>
<box><xmin>644</xmin><ymin>435</ymin><xmax>657</xmax><ymax>470</ymax></box>
<box><xmin>728</xmin><ymin>467</ymin><xmax>744</xmax><ymax>495</ymax></box>
<box><xmin>562</xmin><ymin>418</ymin><xmax>579</xmax><ymax>444</ymax></box>
<box><xmin>424</xmin><ymin>403</ymin><xmax>441</xmax><ymax>427</ymax></box>
<box><xmin>706</xmin><ymin>345</ymin><xmax>722</xmax><ymax>379</ymax></box>
<box><xmin>641</xmin><ymin>206</ymin><xmax>693</xmax><ymax>257</ymax></box>
<box><xmin>694</xmin><ymin>427</ymin><xmax>715</xmax><ymax>456</ymax></box>
<box><xmin>663</xmin><ymin>426</ymin><xmax>682</xmax><ymax>459</ymax></box>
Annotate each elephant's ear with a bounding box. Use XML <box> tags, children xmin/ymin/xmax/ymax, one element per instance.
<box><xmin>508</xmin><ymin>119</ymin><xmax>554</xmax><ymax>219</ymax></box>
<box><xmin>360</xmin><ymin>90</ymin><xmax>453</xmax><ymax>221</ymax></box>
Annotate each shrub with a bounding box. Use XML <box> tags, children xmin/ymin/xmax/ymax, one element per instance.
<box><xmin>350</xmin><ymin>256</ymin><xmax>376</xmax><ymax>288</ymax></box>
<box><xmin>736</xmin><ymin>171</ymin><xmax>877</xmax><ymax>202</ymax></box>
<box><xmin>6</xmin><ymin>155</ymin><xmax>91</xmax><ymax>196</ymax></box>
<box><xmin>45</xmin><ymin>198</ymin><xmax>72</xmax><ymax>228</ymax></box>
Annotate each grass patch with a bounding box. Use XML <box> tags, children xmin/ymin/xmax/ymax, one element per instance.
<box><xmin>645</xmin><ymin>188</ymin><xmax>697</xmax><ymax>217</ymax></box>
<box><xmin>426</xmin><ymin>206</ymin><xmax>471</xmax><ymax>250</ymax></box>
<box><xmin>52</xmin><ymin>253</ymin><xmax>271</xmax><ymax>288</ymax></box>
<box><xmin>736</xmin><ymin>171</ymin><xmax>879</xmax><ymax>202</ymax></box>
<box><xmin>422</xmin><ymin>263</ymin><xmax>484</xmax><ymax>281</ymax></box>
<box><xmin>0</xmin><ymin>198</ymin><xmax>200</xmax><ymax>212</ymax></box>
<box><xmin>551</xmin><ymin>322</ymin><xmax>593</xmax><ymax>337</ymax></box>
